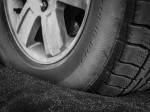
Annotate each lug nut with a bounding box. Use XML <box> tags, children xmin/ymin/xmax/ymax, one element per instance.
<box><xmin>40</xmin><ymin>0</ymin><xmax>48</xmax><ymax>12</ymax></box>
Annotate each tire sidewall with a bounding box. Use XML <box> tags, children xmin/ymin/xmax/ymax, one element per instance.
<box><xmin>0</xmin><ymin>0</ymin><xmax>101</xmax><ymax>83</ymax></box>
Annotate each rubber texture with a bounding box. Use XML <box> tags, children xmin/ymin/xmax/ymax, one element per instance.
<box><xmin>87</xmin><ymin>0</ymin><xmax>150</xmax><ymax>96</ymax></box>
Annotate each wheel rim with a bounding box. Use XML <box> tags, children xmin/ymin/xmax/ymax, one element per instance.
<box><xmin>4</xmin><ymin>0</ymin><xmax>91</xmax><ymax>64</ymax></box>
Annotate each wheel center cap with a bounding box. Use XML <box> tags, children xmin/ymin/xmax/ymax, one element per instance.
<box><xmin>40</xmin><ymin>0</ymin><xmax>48</xmax><ymax>12</ymax></box>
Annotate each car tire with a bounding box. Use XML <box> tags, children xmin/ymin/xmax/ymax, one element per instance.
<box><xmin>0</xmin><ymin>0</ymin><xmax>149</xmax><ymax>97</ymax></box>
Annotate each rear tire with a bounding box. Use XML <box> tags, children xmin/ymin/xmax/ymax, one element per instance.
<box><xmin>0</xmin><ymin>0</ymin><xmax>149</xmax><ymax>97</ymax></box>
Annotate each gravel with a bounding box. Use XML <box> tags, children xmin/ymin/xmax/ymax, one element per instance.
<box><xmin>0</xmin><ymin>65</ymin><xmax>150</xmax><ymax>112</ymax></box>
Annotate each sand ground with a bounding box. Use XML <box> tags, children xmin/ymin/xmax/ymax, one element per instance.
<box><xmin>0</xmin><ymin>65</ymin><xmax>150</xmax><ymax>112</ymax></box>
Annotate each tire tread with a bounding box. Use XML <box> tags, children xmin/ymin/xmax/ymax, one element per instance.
<box><xmin>88</xmin><ymin>0</ymin><xmax>150</xmax><ymax>96</ymax></box>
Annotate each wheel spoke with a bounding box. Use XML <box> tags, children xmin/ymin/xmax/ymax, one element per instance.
<box><xmin>58</xmin><ymin>0</ymin><xmax>87</xmax><ymax>9</ymax></box>
<box><xmin>41</xmin><ymin>5</ymin><xmax>66</xmax><ymax>57</ymax></box>
<box><xmin>15</xmin><ymin>2</ymin><xmax>40</xmax><ymax>47</ymax></box>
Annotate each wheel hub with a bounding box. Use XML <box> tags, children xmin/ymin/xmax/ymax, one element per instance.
<box><xmin>4</xmin><ymin>0</ymin><xmax>91</xmax><ymax>64</ymax></box>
